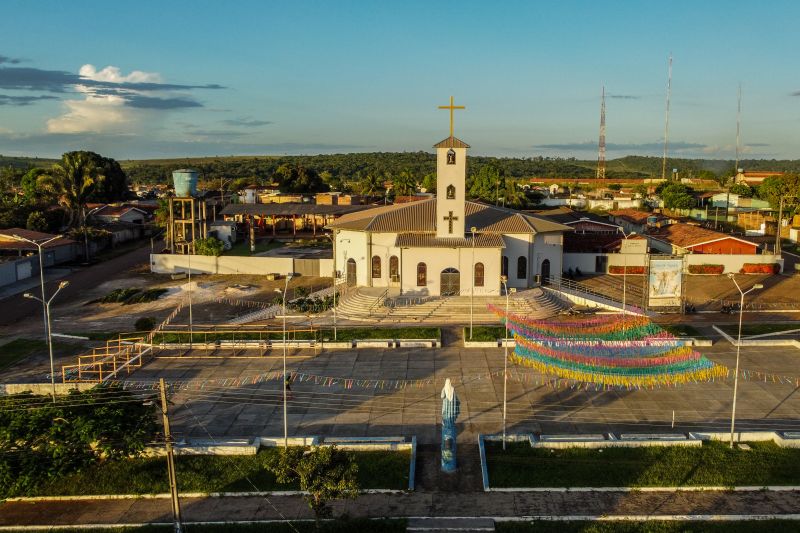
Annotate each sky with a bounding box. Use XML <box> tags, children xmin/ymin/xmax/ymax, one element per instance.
<box><xmin>1</xmin><ymin>0</ymin><xmax>799</xmax><ymax>161</ymax></box>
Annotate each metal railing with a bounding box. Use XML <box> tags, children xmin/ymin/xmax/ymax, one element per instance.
<box><xmin>545</xmin><ymin>276</ymin><xmax>624</xmax><ymax>304</ymax></box>
<box><xmin>367</xmin><ymin>288</ymin><xmax>390</xmax><ymax>316</ymax></box>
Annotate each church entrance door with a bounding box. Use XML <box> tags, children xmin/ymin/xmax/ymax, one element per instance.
<box><xmin>541</xmin><ymin>259</ymin><xmax>551</xmax><ymax>283</ymax></box>
<box><xmin>440</xmin><ymin>268</ymin><xmax>460</xmax><ymax>296</ymax></box>
<box><xmin>346</xmin><ymin>258</ymin><xmax>357</xmax><ymax>287</ymax></box>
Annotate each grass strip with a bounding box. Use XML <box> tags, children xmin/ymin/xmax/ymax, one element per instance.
<box><xmin>155</xmin><ymin>327</ymin><xmax>440</xmax><ymax>344</ymax></box>
<box><xmin>0</xmin><ymin>519</ymin><xmax>406</xmax><ymax>533</ymax></box>
<box><xmin>31</xmin><ymin>449</ymin><xmax>410</xmax><ymax>496</ymax></box>
<box><xmin>0</xmin><ymin>338</ymin><xmax>48</xmax><ymax>371</ymax></box>
<box><xmin>496</xmin><ymin>520</ymin><xmax>800</xmax><ymax>533</ymax></box>
<box><xmin>464</xmin><ymin>326</ymin><xmax>506</xmax><ymax>342</ymax></box>
<box><xmin>486</xmin><ymin>440</ymin><xmax>800</xmax><ymax>488</ymax></box>
<box><xmin>661</xmin><ymin>324</ymin><xmax>702</xmax><ymax>337</ymax></box>
<box><xmin>719</xmin><ymin>323</ymin><xmax>800</xmax><ymax>336</ymax></box>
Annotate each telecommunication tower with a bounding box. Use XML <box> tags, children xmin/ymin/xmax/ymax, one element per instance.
<box><xmin>661</xmin><ymin>54</ymin><xmax>673</xmax><ymax>181</ymax></box>
<box><xmin>596</xmin><ymin>85</ymin><xmax>606</xmax><ymax>179</ymax></box>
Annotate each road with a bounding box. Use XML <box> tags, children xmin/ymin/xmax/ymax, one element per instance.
<box><xmin>0</xmin><ymin>243</ymin><xmax>153</xmax><ymax>328</ymax></box>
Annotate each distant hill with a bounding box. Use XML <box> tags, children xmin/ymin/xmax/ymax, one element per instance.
<box><xmin>4</xmin><ymin>153</ymin><xmax>800</xmax><ymax>185</ymax></box>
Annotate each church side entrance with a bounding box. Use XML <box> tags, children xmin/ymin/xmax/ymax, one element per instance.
<box><xmin>346</xmin><ymin>258</ymin><xmax>357</xmax><ymax>287</ymax></box>
<box><xmin>440</xmin><ymin>267</ymin><xmax>460</xmax><ymax>296</ymax></box>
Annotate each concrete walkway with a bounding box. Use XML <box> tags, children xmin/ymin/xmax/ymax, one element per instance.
<box><xmin>2</xmin><ymin>489</ymin><xmax>800</xmax><ymax>526</ymax></box>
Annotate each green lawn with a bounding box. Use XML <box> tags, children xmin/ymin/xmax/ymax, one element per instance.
<box><xmin>719</xmin><ymin>323</ymin><xmax>800</xmax><ymax>336</ymax></box>
<box><xmin>224</xmin><ymin>239</ymin><xmax>284</xmax><ymax>256</ymax></box>
<box><xmin>155</xmin><ymin>327</ymin><xmax>440</xmax><ymax>344</ymax></box>
<box><xmin>485</xmin><ymin>440</ymin><xmax>800</xmax><ymax>488</ymax></box>
<box><xmin>496</xmin><ymin>521</ymin><xmax>800</xmax><ymax>533</ymax></box>
<box><xmin>30</xmin><ymin>449</ymin><xmax>410</xmax><ymax>496</ymax></box>
<box><xmin>661</xmin><ymin>324</ymin><xmax>702</xmax><ymax>337</ymax></box>
<box><xmin>464</xmin><ymin>326</ymin><xmax>507</xmax><ymax>342</ymax></box>
<box><xmin>0</xmin><ymin>520</ymin><xmax>406</xmax><ymax>533</ymax></box>
<box><xmin>319</xmin><ymin>327</ymin><xmax>440</xmax><ymax>341</ymax></box>
<box><xmin>0</xmin><ymin>338</ymin><xmax>48</xmax><ymax>371</ymax></box>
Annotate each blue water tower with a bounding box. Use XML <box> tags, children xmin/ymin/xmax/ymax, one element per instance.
<box><xmin>172</xmin><ymin>169</ymin><xmax>199</xmax><ymax>197</ymax></box>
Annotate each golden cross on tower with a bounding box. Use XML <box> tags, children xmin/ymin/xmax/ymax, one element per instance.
<box><xmin>438</xmin><ymin>96</ymin><xmax>465</xmax><ymax>137</ymax></box>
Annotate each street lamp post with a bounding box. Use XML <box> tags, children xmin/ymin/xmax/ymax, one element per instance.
<box><xmin>24</xmin><ymin>281</ymin><xmax>70</xmax><ymax>403</ymax></box>
<box><xmin>322</xmin><ymin>232</ymin><xmax>338</xmax><ymax>341</ymax></box>
<box><xmin>470</xmin><ymin>226</ymin><xmax>477</xmax><ymax>340</ymax></box>
<box><xmin>727</xmin><ymin>273</ymin><xmax>763</xmax><ymax>448</ymax></box>
<box><xmin>274</xmin><ymin>273</ymin><xmax>293</xmax><ymax>448</ymax></box>
<box><xmin>10</xmin><ymin>234</ymin><xmax>62</xmax><ymax>345</ymax></box>
<box><xmin>500</xmin><ymin>276</ymin><xmax>515</xmax><ymax>450</ymax></box>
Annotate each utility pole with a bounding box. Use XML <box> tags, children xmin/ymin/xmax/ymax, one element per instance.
<box><xmin>159</xmin><ymin>378</ymin><xmax>183</xmax><ymax>533</ymax></box>
<box><xmin>661</xmin><ymin>54</ymin><xmax>673</xmax><ymax>181</ymax></box>
<box><xmin>596</xmin><ymin>85</ymin><xmax>606</xmax><ymax>180</ymax></box>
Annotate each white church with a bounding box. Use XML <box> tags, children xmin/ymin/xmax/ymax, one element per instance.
<box><xmin>328</xmin><ymin>102</ymin><xmax>570</xmax><ymax>297</ymax></box>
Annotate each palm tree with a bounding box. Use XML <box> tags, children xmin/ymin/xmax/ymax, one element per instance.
<box><xmin>392</xmin><ymin>169</ymin><xmax>417</xmax><ymax>197</ymax></box>
<box><xmin>40</xmin><ymin>152</ymin><xmax>104</xmax><ymax>228</ymax></box>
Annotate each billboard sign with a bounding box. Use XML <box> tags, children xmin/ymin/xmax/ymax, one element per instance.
<box><xmin>648</xmin><ymin>258</ymin><xmax>683</xmax><ymax>307</ymax></box>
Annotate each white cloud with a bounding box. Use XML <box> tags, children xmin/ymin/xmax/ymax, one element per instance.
<box><xmin>78</xmin><ymin>64</ymin><xmax>161</xmax><ymax>84</ymax></box>
<box><xmin>47</xmin><ymin>64</ymin><xmax>162</xmax><ymax>134</ymax></box>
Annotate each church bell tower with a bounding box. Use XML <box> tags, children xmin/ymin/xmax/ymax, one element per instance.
<box><xmin>435</xmin><ymin>96</ymin><xmax>468</xmax><ymax>239</ymax></box>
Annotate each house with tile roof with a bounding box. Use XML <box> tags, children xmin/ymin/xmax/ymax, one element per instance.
<box><xmin>327</xmin><ymin>135</ymin><xmax>571</xmax><ymax>296</ymax></box>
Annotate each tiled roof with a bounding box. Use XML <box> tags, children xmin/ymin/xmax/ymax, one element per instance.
<box><xmin>433</xmin><ymin>136</ymin><xmax>470</xmax><ymax>149</ymax></box>
<box><xmin>93</xmin><ymin>205</ymin><xmax>147</xmax><ymax>217</ymax></box>
<box><xmin>608</xmin><ymin>209</ymin><xmax>661</xmax><ymax>224</ymax></box>
<box><xmin>647</xmin><ymin>224</ymin><xmax>755</xmax><ymax>249</ymax></box>
<box><xmin>0</xmin><ymin>228</ymin><xmax>75</xmax><ymax>249</ymax></box>
<box><xmin>395</xmin><ymin>233</ymin><xmax>505</xmax><ymax>249</ymax></box>
<box><xmin>327</xmin><ymin>198</ymin><xmax>572</xmax><ymax>234</ymax></box>
<box><xmin>220</xmin><ymin>203</ymin><xmax>372</xmax><ymax>217</ymax></box>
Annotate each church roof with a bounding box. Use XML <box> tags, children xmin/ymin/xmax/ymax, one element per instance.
<box><xmin>395</xmin><ymin>233</ymin><xmax>505</xmax><ymax>248</ymax></box>
<box><xmin>326</xmin><ymin>198</ymin><xmax>572</xmax><ymax>234</ymax></box>
<box><xmin>433</xmin><ymin>136</ymin><xmax>470</xmax><ymax>149</ymax></box>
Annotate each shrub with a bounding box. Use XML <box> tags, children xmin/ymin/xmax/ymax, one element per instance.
<box><xmin>688</xmin><ymin>264</ymin><xmax>724</xmax><ymax>275</ymax></box>
<box><xmin>608</xmin><ymin>265</ymin><xmax>645</xmax><ymax>275</ymax></box>
<box><xmin>194</xmin><ymin>237</ymin><xmax>225</xmax><ymax>257</ymax></box>
<box><xmin>740</xmin><ymin>263</ymin><xmax>780</xmax><ymax>274</ymax></box>
<box><xmin>125</xmin><ymin>288</ymin><xmax>168</xmax><ymax>304</ymax></box>
<box><xmin>134</xmin><ymin>316</ymin><xmax>156</xmax><ymax>331</ymax></box>
<box><xmin>94</xmin><ymin>288</ymin><xmax>140</xmax><ymax>304</ymax></box>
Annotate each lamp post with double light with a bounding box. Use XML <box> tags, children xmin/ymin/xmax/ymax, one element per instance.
<box><xmin>24</xmin><ymin>280</ymin><xmax>70</xmax><ymax>403</ymax></box>
<box><xmin>727</xmin><ymin>273</ymin><xmax>762</xmax><ymax>448</ymax></box>
<box><xmin>500</xmin><ymin>275</ymin><xmax>515</xmax><ymax>450</ymax></box>
<box><xmin>274</xmin><ymin>273</ymin><xmax>294</xmax><ymax>448</ymax></box>
<box><xmin>10</xmin><ymin>233</ymin><xmax>61</xmax><ymax>344</ymax></box>
<box><xmin>470</xmin><ymin>226</ymin><xmax>477</xmax><ymax>340</ymax></box>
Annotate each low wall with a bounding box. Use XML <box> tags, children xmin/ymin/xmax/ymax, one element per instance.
<box><xmin>151</xmin><ymin>253</ymin><xmax>295</xmax><ymax>275</ymax></box>
<box><xmin>685</xmin><ymin>253</ymin><xmax>782</xmax><ymax>274</ymax></box>
<box><xmin>0</xmin><ymin>382</ymin><xmax>96</xmax><ymax>395</ymax></box>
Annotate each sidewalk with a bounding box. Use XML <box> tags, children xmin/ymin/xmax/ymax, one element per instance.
<box><xmin>2</xmin><ymin>489</ymin><xmax>800</xmax><ymax>526</ymax></box>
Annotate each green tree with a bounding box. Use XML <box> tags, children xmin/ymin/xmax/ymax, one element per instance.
<box><xmin>392</xmin><ymin>169</ymin><xmax>417</xmax><ymax>197</ymax></box>
<box><xmin>468</xmin><ymin>164</ymin><xmax>503</xmax><ymax>203</ymax></box>
<box><xmin>19</xmin><ymin>168</ymin><xmax>48</xmax><ymax>205</ymax></box>
<box><xmin>25</xmin><ymin>211</ymin><xmax>48</xmax><ymax>232</ymax></box>
<box><xmin>87</xmin><ymin>154</ymin><xmax>129</xmax><ymax>202</ymax></box>
<box><xmin>659</xmin><ymin>182</ymin><xmax>695</xmax><ymax>210</ymax></box>
<box><xmin>420</xmin><ymin>172</ymin><xmax>436</xmax><ymax>193</ymax></box>
<box><xmin>273</xmin><ymin>163</ymin><xmax>328</xmax><ymax>193</ymax></box>
<box><xmin>729</xmin><ymin>183</ymin><xmax>753</xmax><ymax>197</ymax></box>
<box><xmin>758</xmin><ymin>174</ymin><xmax>800</xmax><ymax>214</ymax></box>
<box><xmin>39</xmin><ymin>152</ymin><xmax>103</xmax><ymax>228</ymax></box>
<box><xmin>356</xmin><ymin>172</ymin><xmax>385</xmax><ymax>196</ymax></box>
<box><xmin>267</xmin><ymin>446</ymin><xmax>359</xmax><ymax>529</ymax></box>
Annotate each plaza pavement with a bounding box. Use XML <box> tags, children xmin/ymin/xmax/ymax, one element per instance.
<box><xmin>128</xmin><ymin>341</ymin><xmax>800</xmax><ymax>445</ymax></box>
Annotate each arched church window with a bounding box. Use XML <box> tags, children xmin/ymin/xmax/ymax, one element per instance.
<box><xmin>371</xmin><ymin>255</ymin><xmax>381</xmax><ymax>279</ymax></box>
<box><xmin>474</xmin><ymin>262</ymin><xmax>484</xmax><ymax>287</ymax></box>
<box><xmin>501</xmin><ymin>256</ymin><xmax>509</xmax><ymax>277</ymax></box>
<box><xmin>447</xmin><ymin>149</ymin><xmax>456</xmax><ymax>165</ymax></box>
<box><xmin>446</xmin><ymin>184</ymin><xmax>456</xmax><ymax>199</ymax></box>
<box><xmin>517</xmin><ymin>256</ymin><xmax>527</xmax><ymax>279</ymax></box>
<box><xmin>417</xmin><ymin>262</ymin><xmax>427</xmax><ymax>286</ymax></box>
<box><xmin>389</xmin><ymin>255</ymin><xmax>399</xmax><ymax>282</ymax></box>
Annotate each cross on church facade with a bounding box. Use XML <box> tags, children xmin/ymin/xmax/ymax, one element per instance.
<box><xmin>443</xmin><ymin>211</ymin><xmax>458</xmax><ymax>234</ymax></box>
<box><xmin>438</xmin><ymin>96</ymin><xmax>465</xmax><ymax>137</ymax></box>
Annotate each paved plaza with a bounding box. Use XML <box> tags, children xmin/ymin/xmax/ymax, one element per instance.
<box><xmin>127</xmin><ymin>342</ymin><xmax>800</xmax><ymax>444</ymax></box>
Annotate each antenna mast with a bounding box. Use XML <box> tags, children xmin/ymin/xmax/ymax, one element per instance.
<box><xmin>597</xmin><ymin>85</ymin><xmax>606</xmax><ymax>179</ymax></box>
<box><xmin>735</xmin><ymin>84</ymin><xmax>742</xmax><ymax>176</ymax></box>
<box><xmin>661</xmin><ymin>54</ymin><xmax>672</xmax><ymax>181</ymax></box>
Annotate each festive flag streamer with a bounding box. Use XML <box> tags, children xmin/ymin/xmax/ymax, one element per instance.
<box><xmin>490</xmin><ymin>306</ymin><xmax>728</xmax><ymax>387</ymax></box>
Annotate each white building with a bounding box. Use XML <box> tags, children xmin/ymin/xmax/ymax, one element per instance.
<box><xmin>327</xmin><ymin>135</ymin><xmax>570</xmax><ymax>296</ymax></box>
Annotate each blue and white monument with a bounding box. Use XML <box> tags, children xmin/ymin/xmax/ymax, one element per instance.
<box><xmin>440</xmin><ymin>378</ymin><xmax>461</xmax><ymax>472</ymax></box>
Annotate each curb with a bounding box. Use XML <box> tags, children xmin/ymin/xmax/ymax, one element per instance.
<box><xmin>486</xmin><ymin>485</ymin><xmax>800</xmax><ymax>492</ymax></box>
<box><xmin>3</xmin><ymin>489</ymin><xmax>404</xmax><ymax>502</ymax></box>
